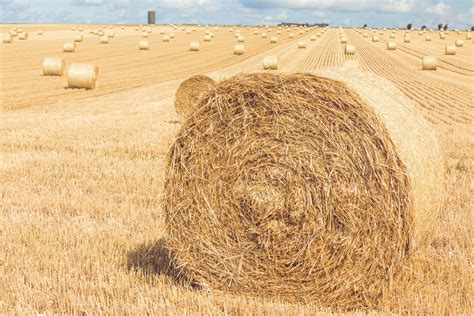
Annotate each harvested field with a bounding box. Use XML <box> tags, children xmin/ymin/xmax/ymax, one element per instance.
<box><xmin>1</xmin><ymin>24</ymin><xmax>472</xmax><ymax>314</ymax></box>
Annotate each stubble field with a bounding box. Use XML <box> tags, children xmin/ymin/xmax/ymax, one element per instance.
<box><xmin>1</xmin><ymin>23</ymin><xmax>472</xmax><ymax>314</ymax></box>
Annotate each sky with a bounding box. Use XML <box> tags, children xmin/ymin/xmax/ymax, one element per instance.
<box><xmin>0</xmin><ymin>0</ymin><xmax>473</xmax><ymax>29</ymax></box>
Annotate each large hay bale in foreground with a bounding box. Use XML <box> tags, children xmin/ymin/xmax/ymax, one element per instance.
<box><xmin>174</xmin><ymin>75</ymin><xmax>215</xmax><ymax>121</ymax></box>
<box><xmin>163</xmin><ymin>71</ymin><xmax>444</xmax><ymax>309</ymax></box>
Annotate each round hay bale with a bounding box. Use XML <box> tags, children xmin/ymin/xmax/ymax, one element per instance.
<box><xmin>345</xmin><ymin>44</ymin><xmax>356</xmax><ymax>54</ymax></box>
<box><xmin>445</xmin><ymin>45</ymin><xmax>456</xmax><ymax>55</ymax></box>
<box><xmin>253</xmin><ymin>30</ymin><xmax>259</xmax><ymax>35</ymax></box>
<box><xmin>262</xmin><ymin>55</ymin><xmax>279</xmax><ymax>70</ymax></box>
<box><xmin>10</xmin><ymin>30</ymin><xmax>17</xmax><ymax>37</ymax></box>
<box><xmin>404</xmin><ymin>35</ymin><xmax>411</xmax><ymax>43</ymax></box>
<box><xmin>466</xmin><ymin>32</ymin><xmax>472</xmax><ymax>40</ymax></box>
<box><xmin>3</xmin><ymin>34</ymin><xmax>13</xmax><ymax>43</ymax></box>
<box><xmin>169</xmin><ymin>33</ymin><xmax>175</xmax><ymax>39</ymax></box>
<box><xmin>387</xmin><ymin>41</ymin><xmax>397</xmax><ymax>50</ymax></box>
<box><xmin>310</xmin><ymin>35</ymin><xmax>316</xmax><ymax>41</ymax></box>
<box><xmin>455</xmin><ymin>39</ymin><xmax>464</xmax><ymax>47</ymax></box>
<box><xmin>163</xmin><ymin>35</ymin><xmax>170</xmax><ymax>42</ymax></box>
<box><xmin>63</xmin><ymin>42</ymin><xmax>76</xmax><ymax>52</ymax></box>
<box><xmin>108</xmin><ymin>32</ymin><xmax>115</xmax><ymax>38</ymax></box>
<box><xmin>288</xmin><ymin>33</ymin><xmax>294</xmax><ymax>38</ymax></box>
<box><xmin>67</xmin><ymin>63</ymin><xmax>99</xmax><ymax>90</ymax></box>
<box><xmin>439</xmin><ymin>32</ymin><xmax>446</xmax><ymax>39</ymax></box>
<box><xmin>233</xmin><ymin>44</ymin><xmax>245</xmax><ymax>55</ymax></box>
<box><xmin>340</xmin><ymin>36</ymin><xmax>347</xmax><ymax>43</ymax></box>
<box><xmin>422</xmin><ymin>56</ymin><xmax>437</xmax><ymax>70</ymax></box>
<box><xmin>297</xmin><ymin>41</ymin><xmax>306</xmax><ymax>49</ymax></box>
<box><xmin>372</xmin><ymin>36</ymin><xmax>379</xmax><ymax>42</ymax></box>
<box><xmin>74</xmin><ymin>35</ymin><xmax>83</xmax><ymax>42</ymax></box>
<box><xmin>100</xmin><ymin>36</ymin><xmax>109</xmax><ymax>44</ymax></box>
<box><xmin>203</xmin><ymin>35</ymin><xmax>211</xmax><ymax>42</ymax></box>
<box><xmin>189</xmin><ymin>41</ymin><xmax>200</xmax><ymax>51</ymax></box>
<box><xmin>174</xmin><ymin>75</ymin><xmax>216</xmax><ymax>121</ymax></box>
<box><xmin>237</xmin><ymin>36</ymin><xmax>245</xmax><ymax>42</ymax></box>
<box><xmin>389</xmin><ymin>33</ymin><xmax>395</xmax><ymax>38</ymax></box>
<box><xmin>43</xmin><ymin>57</ymin><xmax>65</xmax><ymax>76</ymax></box>
<box><xmin>270</xmin><ymin>36</ymin><xmax>278</xmax><ymax>43</ymax></box>
<box><xmin>37</xmin><ymin>30</ymin><xmax>43</xmax><ymax>35</ymax></box>
<box><xmin>363</xmin><ymin>32</ymin><xmax>368</xmax><ymax>38</ymax></box>
<box><xmin>18</xmin><ymin>32</ymin><xmax>28</xmax><ymax>40</ymax></box>
<box><xmin>163</xmin><ymin>72</ymin><xmax>444</xmax><ymax>309</ymax></box>
<box><xmin>425</xmin><ymin>35</ymin><xmax>432</xmax><ymax>41</ymax></box>
<box><xmin>79</xmin><ymin>27</ymin><xmax>83</xmax><ymax>32</ymax></box>
<box><xmin>261</xmin><ymin>33</ymin><xmax>268</xmax><ymax>38</ymax></box>
<box><xmin>142</xmin><ymin>32</ymin><xmax>149</xmax><ymax>38</ymax></box>
<box><xmin>138</xmin><ymin>40</ymin><xmax>150</xmax><ymax>50</ymax></box>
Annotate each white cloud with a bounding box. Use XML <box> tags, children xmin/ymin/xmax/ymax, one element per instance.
<box><xmin>239</xmin><ymin>0</ymin><xmax>415</xmax><ymax>13</ymax></box>
<box><xmin>426</xmin><ymin>2</ymin><xmax>452</xmax><ymax>17</ymax></box>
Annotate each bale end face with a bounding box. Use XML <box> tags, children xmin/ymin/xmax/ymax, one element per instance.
<box><xmin>174</xmin><ymin>75</ymin><xmax>215</xmax><ymax>121</ymax></box>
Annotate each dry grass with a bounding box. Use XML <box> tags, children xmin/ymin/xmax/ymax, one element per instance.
<box><xmin>0</xmin><ymin>24</ymin><xmax>472</xmax><ymax>314</ymax></box>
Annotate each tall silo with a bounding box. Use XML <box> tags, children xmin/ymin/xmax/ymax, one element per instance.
<box><xmin>148</xmin><ymin>11</ymin><xmax>156</xmax><ymax>25</ymax></box>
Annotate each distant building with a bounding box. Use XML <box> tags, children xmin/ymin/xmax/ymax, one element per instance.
<box><xmin>148</xmin><ymin>11</ymin><xmax>156</xmax><ymax>24</ymax></box>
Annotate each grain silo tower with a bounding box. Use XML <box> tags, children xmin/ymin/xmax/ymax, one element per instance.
<box><xmin>148</xmin><ymin>11</ymin><xmax>156</xmax><ymax>25</ymax></box>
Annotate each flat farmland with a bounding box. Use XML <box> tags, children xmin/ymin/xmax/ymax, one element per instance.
<box><xmin>0</xmin><ymin>24</ymin><xmax>472</xmax><ymax>314</ymax></box>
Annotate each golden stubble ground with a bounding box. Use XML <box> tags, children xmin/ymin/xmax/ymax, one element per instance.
<box><xmin>0</xmin><ymin>24</ymin><xmax>472</xmax><ymax>314</ymax></box>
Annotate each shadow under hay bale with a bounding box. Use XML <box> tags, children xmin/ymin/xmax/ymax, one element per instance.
<box><xmin>127</xmin><ymin>239</ymin><xmax>193</xmax><ymax>287</ymax></box>
<box><xmin>163</xmin><ymin>72</ymin><xmax>444</xmax><ymax>310</ymax></box>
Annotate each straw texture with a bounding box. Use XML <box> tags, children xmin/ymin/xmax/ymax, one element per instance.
<box><xmin>163</xmin><ymin>72</ymin><xmax>443</xmax><ymax>309</ymax></box>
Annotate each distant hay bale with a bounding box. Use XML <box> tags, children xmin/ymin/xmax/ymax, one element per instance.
<box><xmin>63</xmin><ymin>42</ymin><xmax>76</xmax><ymax>52</ymax></box>
<box><xmin>445</xmin><ymin>45</ymin><xmax>456</xmax><ymax>55</ymax></box>
<box><xmin>203</xmin><ymin>35</ymin><xmax>211</xmax><ymax>42</ymax></box>
<box><xmin>439</xmin><ymin>32</ymin><xmax>446</xmax><ymax>39</ymax></box>
<box><xmin>79</xmin><ymin>27</ymin><xmax>83</xmax><ymax>32</ymax></box>
<box><xmin>263</xmin><ymin>55</ymin><xmax>279</xmax><ymax>70</ymax></box>
<box><xmin>43</xmin><ymin>57</ymin><xmax>65</xmax><ymax>76</ymax></box>
<box><xmin>18</xmin><ymin>32</ymin><xmax>28</xmax><ymax>40</ymax></box>
<box><xmin>404</xmin><ymin>35</ymin><xmax>411</xmax><ymax>43</ymax></box>
<box><xmin>234</xmin><ymin>44</ymin><xmax>245</xmax><ymax>55</ymax></box>
<box><xmin>37</xmin><ymin>30</ymin><xmax>43</xmax><ymax>35</ymax></box>
<box><xmin>289</xmin><ymin>33</ymin><xmax>295</xmax><ymax>38</ymax></box>
<box><xmin>297</xmin><ymin>41</ymin><xmax>306</xmax><ymax>49</ymax></box>
<box><xmin>425</xmin><ymin>35</ymin><xmax>432</xmax><ymax>41</ymax></box>
<box><xmin>169</xmin><ymin>33</ymin><xmax>175</xmax><ymax>39</ymax></box>
<box><xmin>387</xmin><ymin>41</ymin><xmax>397</xmax><ymax>50</ymax></box>
<box><xmin>108</xmin><ymin>32</ymin><xmax>115</xmax><ymax>38</ymax></box>
<box><xmin>422</xmin><ymin>56</ymin><xmax>437</xmax><ymax>70</ymax></box>
<box><xmin>372</xmin><ymin>36</ymin><xmax>379</xmax><ymax>42</ymax></box>
<box><xmin>455</xmin><ymin>39</ymin><xmax>464</xmax><ymax>47</ymax></box>
<box><xmin>390</xmin><ymin>33</ymin><xmax>395</xmax><ymax>38</ymax></box>
<box><xmin>345</xmin><ymin>45</ymin><xmax>356</xmax><ymax>54</ymax></box>
<box><xmin>71</xmin><ymin>27</ymin><xmax>76</xmax><ymax>31</ymax></box>
<box><xmin>142</xmin><ymin>32</ymin><xmax>149</xmax><ymax>38</ymax></box>
<box><xmin>139</xmin><ymin>40</ymin><xmax>150</xmax><ymax>50</ymax></box>
<box><xmin>10</xmin><ymin>30</ymin><xmax>17</xmax><ymax>37</ymax></box>
<box><xmin>67</xmin><ymin>63</ymin><xmax>99</xmax><ymax>90</ymax></box>
<box><xmin>163</xmin><ymin>35</ymin><xmax>170</xmax><ymax>42</ymax></box>
<box><xmin>237</xmin><ymin>36</ymin><xmax>245</xmax><ymax>42</ymax></box>
<box><xmin>163</xmin><ymin>71</ymin><xmax>444</xmax><ymax>309</ymax></box>
<box><xmin>190</xmin><ymin>41</ymin><xmax>200</xmax><ymax>51</ymax></box>
<box><xmin>174</xmin><ymin>75</ymin><xmax>215</xmax><ymax>121</ymax></box>
<box><xmin>270</xmin><ymin>36</ymin><xmax>278</xmax><ymax>43</ymax></box>
<box><xmin>3</xmin><ymin>34</ymin><xmax>13</xmax><ymax>43</ymax></box>
<box><xmin>310</xmin><ymin>35</ymin><xmax>316</xmax><ymax>41</ymax></box>
<box><xmin>363</xmin><ymin>32</ymin><xmax>368</xmax><ymax>38</ymax></box>
<box><xmin>340</xmin><ymin>37</ymin><xmax>347</xmax><ymax>43</ymax></box>
<box><xmin>261</xmin><ymin>33</ymin><xmax>267</xmax><ymax>38</ymax></box>
<box><xmin>100</xmin><ymin>36</ymin><xmax>109</xmax><ymax>44</ymax></box>
<box><xmin>466</xmin><ymin>32</ymin><xmax>472</xmax><ymax>40</ymax></box>
<box><xmin>254</xmin><ymin>30</ymin><xmax>259</xmax><ymax>35</ymax></box>
<box><xmin>74</xmin><ymin>35</ymin><xmax>83</xmax><ymax>42</ymax></box>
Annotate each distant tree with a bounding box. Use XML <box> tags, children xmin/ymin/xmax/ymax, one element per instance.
<box><xmin>407</xmin><ymin>23</ymin><xmax>412</xmax><ymax>30</ymax></box>
<box><xmin>471</xmin><ymin>26</ymin><xmax>474</xmax><ymax>31</ymax></box>
<box><xmin>443</xmin><ymin>24</ymin><xmax>448</xmax><ymax>30</ymax></box>
<box><xmin>437</xmin><ymin>23</ymin><xmax>443</xmax><ymax>30</ymax></box>
<box><xmin>363</xmin><ymin>24</ymin><xmax>368</xmax><ymax>28</ymax></box>
<box><xmin>421</xmin><ymin>25</ymin><xmax>427</xmax><ymax>30</ymax></box>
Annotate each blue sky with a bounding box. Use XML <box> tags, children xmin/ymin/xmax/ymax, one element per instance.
<box><xmin>1</xmin><ymin>0</ymin><xmax>473</xmax><ymax>29</ymax></box>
